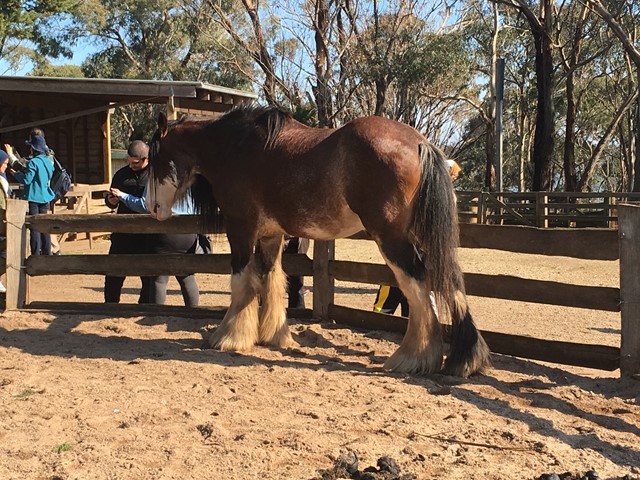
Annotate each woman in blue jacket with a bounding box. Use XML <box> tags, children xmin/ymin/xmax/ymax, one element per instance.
<box><xmin>7</xmin><ymin>135</ymin><xmax>55</xmax><ymax>255</ymax></box>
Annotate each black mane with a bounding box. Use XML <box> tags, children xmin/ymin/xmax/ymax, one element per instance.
<box><xmin>218</xmin><ymin>104</ymin><xmax>292</xmax><ymax>149</ymax></box>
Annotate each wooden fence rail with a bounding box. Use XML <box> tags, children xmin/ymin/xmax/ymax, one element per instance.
<box><xmin>457</xmin><ymin>191</ymin><xmax>640</xmax><ymax>228</ymax></box>
<box><xmin>4</xmin><ymin>199</ymin><xmax>640</xmax><ymax>378</ymax></box>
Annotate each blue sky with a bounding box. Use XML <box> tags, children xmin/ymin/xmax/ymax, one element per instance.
<box><xmin>0</xmin><ymin>39</ymin><xmax>95</xmax><ymax>76</ymax></box>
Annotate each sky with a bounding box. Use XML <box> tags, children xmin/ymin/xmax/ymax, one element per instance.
<box><xmin>0</xmin><ymin>39</ymin><xmax>95</xmax><ymax>76</ymax></box>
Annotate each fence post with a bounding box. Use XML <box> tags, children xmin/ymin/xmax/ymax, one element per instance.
<box><xmin>607</xmin><ymin>195</ymin><xmax>617</xmax><ymax>229</ymax></box>
<box><xmin>5</xmin><ymin>199</ymin><xmax>28</xmax><ymax>310</ymax></box>
<box><xmin>478</xmin><ymin>192</ymin><xmax>487</xmax><ymax>224</ymax></box>
<box><xmin>618</xmin><ymin>203</ymin><xmax>640</xmax><ymax>378</ymax></box>
<box><xmin>312</xmin><ymin>240</ymin><xmax>334</xmax><ymax>321</ymax></box>
<box><xmin>536</xmin><ymin>192</ymin><xmax>549</xmax><ymax>228</ymax></box>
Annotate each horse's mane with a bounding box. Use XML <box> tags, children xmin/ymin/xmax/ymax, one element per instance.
<box><xmin>148</xmin><ymin>104</ymin><xmax>292</xmax><ymax>234</ymax></box>
<box><xmin>218</xmin><ymin>103</ymin><xmax>292</xmax><ymax>149</ymax></box>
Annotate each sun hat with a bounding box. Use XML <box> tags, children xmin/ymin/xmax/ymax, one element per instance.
<box><xmin>25</xmin><ymin>134</ymin><xmax>48</xmax><ymax>154</ymax></box>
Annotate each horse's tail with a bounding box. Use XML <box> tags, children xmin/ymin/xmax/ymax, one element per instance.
<box><xmin>411</xmin><ymin>143</ymin><xmax>459</xmax><ymax>299</ymax></box>
<box><xmin>411</xmin><ymin>143</ymin><xmax>490</xmax><ymax>377</ymax></box>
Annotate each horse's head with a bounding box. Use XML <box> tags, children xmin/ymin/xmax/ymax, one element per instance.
<box><xmin>147</xmin><ymin>112</ymin><xmax>197</xmax><ymax>220</ymax></box>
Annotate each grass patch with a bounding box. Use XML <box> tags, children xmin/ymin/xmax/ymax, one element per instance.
<box><xmin>14</xmin><ymin>388</ymin><xmax>45</xmax><ymax>399</ymax></box>
<box><xmin>52</xmin><ymin>443</ymin><xmax>72</xmax><ymax>454</ymax></box>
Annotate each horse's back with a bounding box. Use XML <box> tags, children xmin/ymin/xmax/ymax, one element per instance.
<box><xmin>261</xmin><ymin>116</ymin><xmax>428</xmax><ymax>239</ymax></box>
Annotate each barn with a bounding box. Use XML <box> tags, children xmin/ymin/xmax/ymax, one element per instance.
<box><xmin>0</xmin><ymin>76</ymin><xmax>258</xmax><ymax>184</ymax></box>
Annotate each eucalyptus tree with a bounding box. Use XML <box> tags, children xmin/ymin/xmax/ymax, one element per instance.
<box><xmin>0</xmin><ymin>0</ymin><xmax>78</xmax><ymax>73</ymax></box>
<box><xmin>71</xmin><ymin>0</ymin><xmax>253</xmax><ymax>145</ymax></box>
<box><xmin>488</xmin><ymin>0</ymin><xmax>555</xmax><ymax>191</ymax></box>
<box><xmin>456</xmin><ymin>0</ymin><xmax>538</xmax><ymax>191</ymax></box>
<box><xmin>74</xmin><ymin>0</ymin><xmax>245</xmax><ymax>81</ymax></box>
<box><xmin>583</xmin><ymin>0</ymin><xmax>640</xmax><ymax>191</ymax></box>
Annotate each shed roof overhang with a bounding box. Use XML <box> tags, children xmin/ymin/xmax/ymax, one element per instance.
<box><xmin>0</xmin><ymin>76</ymin><xmax>259</xmax><ymax>133</ymax></box>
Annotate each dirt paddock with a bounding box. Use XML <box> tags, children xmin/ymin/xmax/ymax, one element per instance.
<box><xmin>0</xmin><ymin>236</ymin><xmax>638</xmax><ymax>480</ymax></box>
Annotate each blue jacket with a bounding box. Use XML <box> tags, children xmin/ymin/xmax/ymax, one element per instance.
<box><xmin>14</xmin><ymin>154</ymin><xmax>55</xmax><ymax>203</ymax></box>
<box><xmin>118</xmin><ymin>187</ymin><xmax>196</xmax><ymax>215</ymax></box>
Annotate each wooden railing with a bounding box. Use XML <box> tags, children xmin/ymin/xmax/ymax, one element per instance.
<box><xmin>3</xmin><ymin>199</ymin><xmax>640</xmax><ymax>378</ymax></box>
<box><xmin>457</xmin><ymin>191</ymin><xmax>640</xmax><ymax>228</ymax></box>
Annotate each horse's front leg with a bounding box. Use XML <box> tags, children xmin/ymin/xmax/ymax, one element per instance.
<box><xmin>209</xmin><ymin>226</ymin><xmax>261</xmax><ymax>352</ymax></box>
<box><xmin>255</xmin><ymin>235</ymin><xmax>292</xmax><ymax>348</ymax></box>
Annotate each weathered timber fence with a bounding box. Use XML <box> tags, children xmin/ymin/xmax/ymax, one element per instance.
<box><xmin>4</xmin><ymin>198</ymin><xmax>640</xmax><ymax>378</ymax></box>
<box><xmin>457</xmin><ymin>191</ymin><xmax>640</xmax><ymax>228</ymax></box>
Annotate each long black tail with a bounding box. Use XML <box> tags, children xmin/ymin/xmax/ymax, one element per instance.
<box><xmin>411</xmin><ymin>143</ymin><xmax>490</xmax><ymax>377</ymax></box>
<box><xmin>410</xmin><ymin>143</ymin><xmax>459</xmax><ymax>300</ymax></box>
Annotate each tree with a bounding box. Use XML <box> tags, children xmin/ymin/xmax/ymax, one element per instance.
<box><xmin>70</xmin><ymin>0</ymin><xmax>254</xmax><ymax>145</ymax></box>
<box><xmin>0</xmin><ymin>0</ymin><xmax>78</xmax><ymax>72</ymax></box>
<box><xmin>584</xmin><ymin>0</ymin><xmax>640</xmax><ymax>191</ymax></box>
<box><xmin>491</xmin><ymin>0</ymin><xmax>555</xmax><ymax>191</ymax></box>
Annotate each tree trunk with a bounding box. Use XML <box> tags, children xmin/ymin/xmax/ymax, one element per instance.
<box><xmin>561</xmin><ymin>3</ymin><xmax>589</xmax><ymax>192</ymax></box>
<box><xmin>313</xmin><ymin>0</ymin><xmax>333</xmax><ymax>128</ymax></box>
<box><xmin>634</xmin><ymin>71</ymin><xmax>640</xmax><ymax>192</ymax></box>
<box><xmin>531</xmin><ymin>0</ymin><xmax>555</xmax><ymax>192</ymax></box>
<box><xmin>485</xmin><ymin>4</ymin><xmax>499</xmax><ymax>191</ymax></box>
<box><xmin>563</xmin><ymin>72</ymin><xmax>578</xmax><ymax>191</ymax></box>
<box><xmin>374</xmin><ymin>78</ymin><xmax>388</xmax><ymax>117</ymax></box>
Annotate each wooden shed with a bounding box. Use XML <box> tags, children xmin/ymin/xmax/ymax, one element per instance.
<box><xmin>0</xmin><ymin>76</ymin><xmax>258</xmax><ymax>184</ymax></box>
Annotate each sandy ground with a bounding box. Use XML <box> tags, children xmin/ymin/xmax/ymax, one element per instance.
<box><xmin>0</xmin><ymin>236</ymin><xmax>638</xmax><ymax>480</ymax></box>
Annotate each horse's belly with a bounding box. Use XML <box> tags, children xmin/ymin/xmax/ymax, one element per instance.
<box><xmin>299</xmin><ymin>207</ymin><xmax>364</xmax><ymax>240</ymax></box>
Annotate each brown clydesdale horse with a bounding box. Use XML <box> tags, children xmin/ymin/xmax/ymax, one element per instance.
<box><xmin>147</xmin><ymin>105</ymin><xmax>490</xmax><ymax>377</ymax></box>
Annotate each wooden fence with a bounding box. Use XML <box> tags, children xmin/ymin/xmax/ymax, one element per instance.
<box><xmin>457</xmin><ymin>191</ymin><xmax>640</xmax><ymax>228</ymax></box>
<box><xmin>3</xmin><ymin>198</ymin><xmax>639</xmax><ymax>378</ymax></box>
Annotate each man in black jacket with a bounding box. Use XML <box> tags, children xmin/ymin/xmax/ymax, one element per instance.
<box><xmin>103</xmin><ymin>140</ymin><xmax>153</xmax><ymax>303</ymax></box>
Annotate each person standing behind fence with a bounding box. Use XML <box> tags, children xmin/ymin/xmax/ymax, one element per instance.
<box><xmin>283</xmin><ymin>237</ymin><xmax>310</xmax><ymax>309</ymax></box>
<box><xmin>104</xmin><ymin>140</ymin><xmax>153</xmax><ymax>304</ymax></box>
<box><xmin>4</xmin><ymin>127</ymin><xmax>62</xmax><ymax>255</ymax></box>
<box><xmin>110</xmin><ymin>187</ymin><xmax>200</xmax><ymax>307</ymax></box>
<box><xmin>5</xmin><ymin>135</ymin><xmax>55</xmax><ymax>256</ymax></box>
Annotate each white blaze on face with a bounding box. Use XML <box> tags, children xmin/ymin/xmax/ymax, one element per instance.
<box><xmin>147</xmin><ymin>179</ymin><xmax>178</xmax><ymax>221</ymax></box>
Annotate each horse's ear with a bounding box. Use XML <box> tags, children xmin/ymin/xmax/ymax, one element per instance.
<box><xmin>158</xmin><ymin>112</ymin><xmax>168</xmax><ymax>137</ymax></box>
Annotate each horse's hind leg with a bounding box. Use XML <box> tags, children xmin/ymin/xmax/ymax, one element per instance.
<box><xmin>255</xmin><ymin>235</ymin><xmax>292</xmax><ymax>348</ymax></box>
<box><xmin>376</xmin><ymin>239</ymin><xmax>444</xmax><ymax>374</ymax></box>
<box><xmin>384</xmin><ymin>264</ymin><xmax>444</xmax><ymax>374</ymax></box>
<box><xmin>442</xmin><ymin>266</ymin><xmax>491</xmax><ymax>377</ymax></box>
<box><xmin>209</xmin><ymin>225</ymin><xmax>261</xmax><ymax>352</ymax></box>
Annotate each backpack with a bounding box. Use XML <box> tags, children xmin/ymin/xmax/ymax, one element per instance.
<box><xmin>50</xmin><ymin>156</ymin><xmax>72</xmax><ymax>200</ymax></box>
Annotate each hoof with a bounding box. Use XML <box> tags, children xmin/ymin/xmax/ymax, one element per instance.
<box><xmin>259</xmin><ymin>323</ymin><xmax>293</xmax><ymax>348</ymax></box>
<box><xmin>442</xmin><ymin>337</ymin><xmax>492</xmax><ymax>378</ymax></box>
<box><xmin>208</xmin><ymin>327</ymin><xmax>256</xmax><ymax>352</ymax></box>
<box><xmin>383</xmin><ymin>346</ymin><xmax>443</xmax><ymax>375</ymax></box>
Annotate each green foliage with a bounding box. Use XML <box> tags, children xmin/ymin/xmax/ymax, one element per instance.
<box><xmin>71</xmin><ymin>0</ymin><xmax>254</xmax><ymax>145</ymax></box>
<box><xmin>52</xmin><ymin>442</ymin><xmax>72</xmax><ymax>453</ymax></box>
<box><xmin>14</xmin><ymin>387</ymin><xmax>45</xmax><ymax>399</ymax></box>
<box><xmin>30</xmin><ymin>60</ymin><xmax>84</xmax><ymax>77</ymax></box>
<box><xmin>0</xmin><ymin>0</ymin><xmax>78</xmax><ymax>68</ymax></box>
